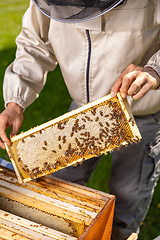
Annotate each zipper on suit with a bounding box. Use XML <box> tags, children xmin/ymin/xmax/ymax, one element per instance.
<box><xmin>86</xmin><ymin>29</ymin><xmax>91</xmax><ymax>103</ymax></box>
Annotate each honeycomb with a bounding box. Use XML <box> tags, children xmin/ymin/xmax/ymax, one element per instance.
<box><xmin>5</xmin><ymin>93</ymin><xmax>141</xmax><ymax>183</ymax></box>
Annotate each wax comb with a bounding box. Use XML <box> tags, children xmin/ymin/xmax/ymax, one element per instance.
<box><xmin>5</xmin><ymin>92</ymin><xmax>141</xmax><ymax>183</ymax></box>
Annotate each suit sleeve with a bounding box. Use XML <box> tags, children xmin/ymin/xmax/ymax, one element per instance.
<box><xmin>145</xmin><ymin>50</ymin><xmax>160</xmax><ymax>78</ymax></box>
<box><xmin>3</xmin><ymin>1</ymin><xmax>57</xmax><ymax>110</ymax></box>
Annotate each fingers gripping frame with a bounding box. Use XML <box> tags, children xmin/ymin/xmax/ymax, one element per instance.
<box><xmin>5</xmin><ymin>93</ymin><xmax>141</xmax><ymax>183</ymax></box>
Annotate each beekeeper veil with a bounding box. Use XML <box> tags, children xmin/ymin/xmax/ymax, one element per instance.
<box><xmin>32</xmin><ymin>0</ymin><xmax>125</xmax><ymax>23</ymax></box>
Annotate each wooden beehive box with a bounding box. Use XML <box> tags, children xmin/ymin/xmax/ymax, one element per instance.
<box><xmin>0</xmin><ymin>165</ymin><xmax>115</xmax><ymax>240</ymax></box>
<box><xmin>5</xmin><ymin>93</ymin><xmax>141</xmax><ymax>183</ymax></box>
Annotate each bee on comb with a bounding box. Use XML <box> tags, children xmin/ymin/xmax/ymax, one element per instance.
<box><xmin>5</xmin><ymin>92</ymin><xmax>141</xmax><ymax>183</ymax></box>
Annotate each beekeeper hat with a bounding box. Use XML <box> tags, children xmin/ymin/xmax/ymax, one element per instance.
<box><xmin>32</xmin><ymin>0</ymin><xmax>124</xmax><ymax>23</ymax></box>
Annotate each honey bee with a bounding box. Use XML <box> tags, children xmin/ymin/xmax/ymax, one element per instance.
<box><xmin>22</xmin><ymin>164</ymin><xmax>29</xmax><ymax>172</ymax></box>
<box><xmin>82</xmin><ymin>118</ymin><xmax>86</xmax><ymax>122</ymax></box>
<box><xmin>58</xmin><ymin>136</ymin><xmax>61</xmax><ymax>141</ymax></box>
<box><xmin>70</xmin><ymin>131</ymin><xmax>74</xmax><ymax>137</ymax></box>
<box><xmin>53</xmin><ymin>164</ymin><xmax>56</xmax><ymax>169</ymax></box>
<box><xmin>52</xmin><ymin>150</ymin><xmax>56</xmax><ymax>153</ymax></box>
<box><xmin>65</xmin><ymin>159</ymin><xmax>69</xmax><ymax>164</ymax></box>
<box><xmin>63</xmin><ymin>135</ymin><xmax>66</xmax><ymax>143</ymax></box>
<box><xmin>105</xmin><ymin>122</ymin><xmax>110</xmax><ymax>127</ymax></box>
<box><xmin>91</xmin><ymin>107</ymin><xmax>96</xmax><ymax>115</ymax></box>
<box><xmin>30</xmin><ymin>134</ymin><xmax>35</xmax><ymax>138</ymax></box>
<box><xmin>64</xmin><ymin>151</ymin><xmax>69</xmax><ymax>157</ymax></box>
<box><xmin>75</xmin><ymin>137</ymin><xmax>78</xmax><ymax>142</ymax></box>
<box><xmin>99</xmin><ymin>122</ymin><xmax>103</xmax><ymax>127</ymax></box>
<box><xmin>42</xmin><ymin>147</ymin><xmax>47</xmax><ymax>150</ymax></box>
<box><xmin>58</xmin><ymin>122</ymin><xmax>65</xmax><ymax>130</ymax></box>
<box><xmin>95</xmin><ymin>117</ymin><xmax>99</xmax><ymax>122</ymax></box>
<box><xmin>81</xmin><ymin>124</ymin><xmax>85</xmax><ymax>129</ymax></box>
<box><xmin>99</xmin><ymin>111</ymin><xmax>103</xmax><ymax>116</ymax></box>
<box><xmin>85</xmin><ymin>116</ymin><xmax>92</xmax><ymax>121</ymax></box>
<box><xmin>104</xmin><ymin>127</ymin><xmax>109</xmax><ymax>132</ymax></box>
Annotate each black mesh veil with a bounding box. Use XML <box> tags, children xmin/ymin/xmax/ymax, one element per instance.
<box><xmin>32</xmin><ymin>0</ymin><xmax>124</xmax><ymax>23</ymax></box>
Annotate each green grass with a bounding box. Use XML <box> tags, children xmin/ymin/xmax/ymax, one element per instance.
<box><xmin>0</xmin><ymin>0</ymin><xmax>29</xmax><ymax>50</ymax></box>
<box><xmin>0</xmin><ymin>1</ymin><xmax>160</xmax><ymax>239</ymax></box>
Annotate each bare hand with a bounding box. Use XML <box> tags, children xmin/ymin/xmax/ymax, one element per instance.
<box><xmin>110</xmin><ymin>64</ymin><xmax>160</xmax><ymax>99</ymax></box>
<box><xmin>0</xmin><ymin>103</ymin><xmax>23</xmax><ymax>149</ymax></box>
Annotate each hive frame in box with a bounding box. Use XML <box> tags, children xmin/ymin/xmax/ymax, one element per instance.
<box><xmin>0</xmin><ymin>209</ymin><xmax>76</xmax><ymax>240</ymax></box>
<box><xmin>0</xmin><ymin>165</ymin><xmax>115</xmax><ymax>240</ymax></box>
<box><xmin>5</xmin><ymin>92</ymin><xmax>141</xmax><ymax>183</ymax></box>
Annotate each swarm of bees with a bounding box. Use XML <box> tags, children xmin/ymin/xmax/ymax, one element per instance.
<box><xmin>5</xmin><ymin>93</ymin><xmax>141</xmax><ymax>183</ymax></box>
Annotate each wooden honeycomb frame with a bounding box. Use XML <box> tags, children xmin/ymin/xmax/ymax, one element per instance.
<box><xmin>0</xmin><ymin>165</ymin><xmax>115</xmax><ymax>240</ymax></box>
<box><xmin>5</xmin><ymin>93</ymin><xmax>141</xmax><ymax>183</ymax></box>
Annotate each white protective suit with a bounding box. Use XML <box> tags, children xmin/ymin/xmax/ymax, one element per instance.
<box><xmin>3</xmin><ymin>0</ymin><xmax>160</xmax><ymax>239</ymax></box>
<box><xmin>3</xmin><ymin>0</ymin><xmax>160</xmax><ymax>115</ymax></box>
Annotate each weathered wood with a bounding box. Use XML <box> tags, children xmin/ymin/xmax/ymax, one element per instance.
<box><xmin>0</xmin><ymin>209</ymin><xmax>76</xmax><ymax>240</ymax></box>
<box><xmin>0</xmin><ymin>166</ymin><xmax>115</xmax><ymax>239</ymax></box>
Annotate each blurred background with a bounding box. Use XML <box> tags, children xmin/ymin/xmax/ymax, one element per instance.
<box><xmin>0</xmin><ymin>1</ymin><xmax>160</xmax><ymax>239</ymax></box>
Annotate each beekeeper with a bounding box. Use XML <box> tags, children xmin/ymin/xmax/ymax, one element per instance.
<box><xmin>0</xmin><ymin>0</ymin><xmax>160</xmax><ymax>239</ymax></box>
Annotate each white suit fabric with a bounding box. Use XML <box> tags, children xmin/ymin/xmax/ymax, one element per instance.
<box><xmin>3</xmin><ymin>0</ymin><xmax>160</xmax><ymax>239</ymax></box>
<box><xmin>3</xmin><ymin>0</ymin><xmax>160</xmax><ymax>115</ymax></box>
